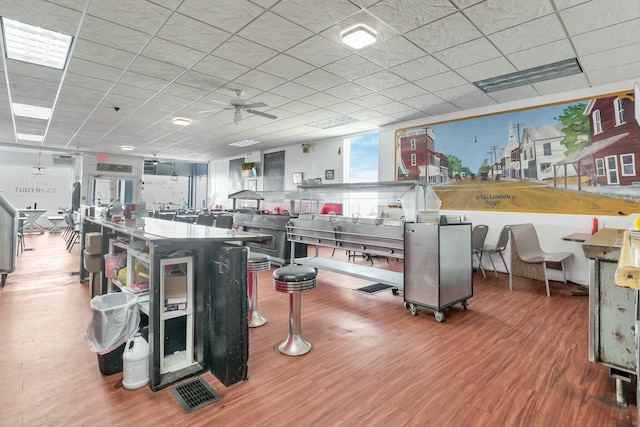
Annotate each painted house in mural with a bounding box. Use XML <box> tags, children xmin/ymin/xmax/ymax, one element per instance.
<box><xmin>500</xmin><ymin>123</ymin><xmax>521</xmax><ymax>178</ymax></box>
<box><xmin>520</xmin><ymin>123</ymin><xmax>574</xmax><ymax>180</ymax></box>
<box><xmin>397</xmin><ymin>127</ymin><xmax>446</xmax><ymax>183</ymax></box>
<box><xmin>554</xmin><ymin>95</ymin><xmax>639</xmax><ymax>187</ymax></box>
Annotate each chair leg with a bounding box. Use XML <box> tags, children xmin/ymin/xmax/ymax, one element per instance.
<box><xmin>475</xmin><ymin>253</ymin><xmax>486</xmax><ymax>278</ymax></box>
<box><xmin>561</xmin><ymin>261</ymin><xmax>567</xmax><ymax>283</ymax></box>
<box><xmin>543</xmin><ymin>261</ymin><xmax>550</xmax><ymax>296</ymax></box>
<box><xmin>509</xmin><ymin>270</ymin><xmax>513</xmax><ymax>291</ymax></box>
<box><xmin>498</xmin><ymin>252</ymin><xmax>509</xmax><ymax>274</ymax></box>
<box><xmin>487</xmin><ymin>253</ymin><xmax>498</xmax><ymax>278</ymax></box>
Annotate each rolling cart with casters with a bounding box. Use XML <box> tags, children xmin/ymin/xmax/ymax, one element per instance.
<box><xmin>403</xmin><ymin>222</ymin><xmax>473</xmax><ymax>322</ymax></box>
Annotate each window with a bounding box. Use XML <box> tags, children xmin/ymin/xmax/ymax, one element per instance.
<box><xmin>621</xmin><ymin>153</ymin><xmax>636</xmax><ymax>176</ymax></box>
<box><xmin>410</xmin><ymin>153</ymin><xmax>416</xmax><ymax>166</ymax></box>
<box><xmin>410</xmin><ymin>138</ymin><xmax>416</xmax><ymax>150</ymax></box>
<box><xmin>543</xmin><ymin>143</ymin><xmax>551</xmax><ymax>156</ymax></box>
<box><xmin>614</xmin><ymin>98</ymin><xmax>625</xmax><ymax>126</ymax></box>
<box><xmin>595</xmin><ymin>158</ymin><xmax>605</xmax><ymax>176</ymax></box>
<box><xmin>523</xmin><ymin>150</ymin><xmax>527</xmax><ymax>161</ymax></box>
<box><xmin>529</xmin><ymin>147</ymin><xmax>533</xmax><ymax>158</ymax></box>
<box><xmin>540</xmin><ymin>162</ymin><xmax>551</xmax><ymax>172</ymax></box>
<box><xmin>592</xmin><ymin>110</ymin><xmax>602</xmax><ymax>134</ymax></box>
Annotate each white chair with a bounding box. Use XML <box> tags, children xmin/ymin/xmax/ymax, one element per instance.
<box><xmin>509</xmin><ymin>223</ymin><xmax>572</xmax><ymax>296</ymax></box>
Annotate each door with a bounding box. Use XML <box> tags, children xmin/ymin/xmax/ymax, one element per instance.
<box><xmin>605</xmin><ymin>155</ymin><xmax>620</xmax><ymax>185</ymax></box>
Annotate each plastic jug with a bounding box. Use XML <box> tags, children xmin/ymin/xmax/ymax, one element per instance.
<box><xmin>122</xmin><ymin>332</ymin><xmax>149</xmax><ymax>390</ymax></box>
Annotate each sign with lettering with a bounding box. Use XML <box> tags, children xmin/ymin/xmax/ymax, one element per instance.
<box><xmin>97</xmin><ymin>163</ymin><xmax>132</xmax><ymax>173</ymax></box>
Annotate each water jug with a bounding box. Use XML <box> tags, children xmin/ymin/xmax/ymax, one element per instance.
<box><xmin>122</xmin><ymin>332</ymin><xmax>149</xmax><ymax>390</ymax></box>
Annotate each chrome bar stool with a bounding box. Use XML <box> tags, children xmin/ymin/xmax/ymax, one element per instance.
<box><xmin>247</xmin><ymin>253</ymin><xmax>270</xmax><ymax>328</ymax></box>
<box><xmin>272</xmin><ymin>265</ymin><xmax>317</xmax><ymax>356</ymax></box>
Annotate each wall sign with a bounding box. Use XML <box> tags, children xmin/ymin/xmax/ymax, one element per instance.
<box><xmin>97</xmin><ymin>163</ymin><xmax>132</xmax><ymax>173</ymax></box>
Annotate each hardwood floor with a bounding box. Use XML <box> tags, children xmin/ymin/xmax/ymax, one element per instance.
<box><xmin>0</xmin><ymin>231</ymin><xmax>636</xmax><ymax>427</ymax></box>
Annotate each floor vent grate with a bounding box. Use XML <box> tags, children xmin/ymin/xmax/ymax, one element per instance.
<box><xmin>170</xmin><ymin>377</ymin><xmax>220</xmax><ymax>413</ymax></box>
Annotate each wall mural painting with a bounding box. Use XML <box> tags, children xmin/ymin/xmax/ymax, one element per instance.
<box><xmin>395</xmin><ymin>91</ymin><xmax>640</xmax><ymax>216</ymax></box>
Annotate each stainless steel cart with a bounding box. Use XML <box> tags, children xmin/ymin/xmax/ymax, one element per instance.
<box><xmin>404</xmin><ymin>222</ymin><xmax>473</xmax><ymax>322</ymax></box>
<box><xmin>0</xmin><ymin>192</ymin><xmax>19</xmax><ymax>286</ymax></box>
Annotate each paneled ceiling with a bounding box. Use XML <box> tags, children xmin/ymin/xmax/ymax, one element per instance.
<box><xmin>1</xmin><ymin>0</ymin><xmax>639</xmax><ymax>161</ymax></box>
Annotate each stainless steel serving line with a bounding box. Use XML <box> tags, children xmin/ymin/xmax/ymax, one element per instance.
<box><xmin>284</xmin><ymin>181</ymin><xmax>473</xmax><ymax>322</ymax></box>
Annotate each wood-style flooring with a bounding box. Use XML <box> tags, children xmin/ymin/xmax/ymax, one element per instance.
<box><xmin>0</xmin><ymin>231</ymin><xmax>636</xmax><ymax>427</ymax></box>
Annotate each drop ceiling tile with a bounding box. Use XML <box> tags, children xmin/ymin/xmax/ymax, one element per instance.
<box><xmin>353</xmin><ymin>70</ymin><xmax>407</xmax><ymax>92</ymax></box>
<box><xmin>3</xmin><ymin>0</ymin><xmax>83</xmax><ymax>35</ymax></box>
<box><xmin>580</xmin><ymin>42</ymin><xmax>640</xmax><ymax>72</ymax></box>
<box><xmin>232</xmin><ymin>69</ymin><xmax>288</xmax><ymax>91</ymax></box>
<box><xmin>450</xmin><ymin>0</ymin><xmax>484</xmax><ymax>8</ymax></box>
<box><xmin>88</xmin><ymin>0</ymin><xmax>170</xmax><ymax>34</ymax></box>
<box><xmin>66</xmin><ymin>58</ymin><xmax>123</xmax><ymax>82</ymax></box>
<box><xmin>303</xmin><ymin>109</ymin><xmax>342</xmax><ymax>120</ymax></box>
<box><xmin>420</xmin><ymin>101</ymin><xmax>460</xmax><ymax>116</ymax></box>
<box><xmin>489</xmin><ymin>15</ymin><xmax>567</xmax><ymax>55</ymax></box>
<box><xmin>141</xmin><ymin>37</ymin><xmax>207</xmax><ymax>68</ymax></box>
<box><xmin>388</xmin><ymin>56</ymin><xmax>450</xmax><ymax>81</ymax></box>
<box><xmin>78</xmin><ymin>15</ymin><xmax>150</xmax><ymax>55</ymax></box>
<box><xmin>374</xmin><ymin>101</ymin><xmax>417</xmax><ymax>115</ymax></box>
<box><xmin>358</xmin><ymin>36</ymin><xmax>426</xmax><ymax>69</ymax></box>
<box><xmin>351</xmin><ymin>92</ymin><xmax>394</xmax><ymax>108</ymax></box>
<box><xmin>586</xmin><ymin>61</ymin><xmax>640</xmax><ymax>86</ymax></box>
<box><xmin>238</xmin><ymin>11</ymin><xmax>314</xmax><ymax>52</ymax></box>
<box><xmin>248</xmin><ymin>92</ymin><xmax>291</xmax><ymax>108</ymax></box>
<box><xmin>378</xmin><ymin>83</ymin><xmax>428</xmax><ymax>101</ymax></box>
<box><xmin>278</xmin><ymin>101</ymin><xmax>318</xmax><ymax>114</ymax></box>
<box><xmin>118</xmin><ymin>70</ymin><xmax>170</xmax><ymax>91</ymax></box>
<box><xmin>63</xmin><ymin>72</ymin><xmax>115</xmax><ymax>92</ymax></box>
<box><xmin>506</xmin><ymin>39</ymin><xmax>576</xmax><ymax>70</ymax></box>
<box><xmin>433</xmin><ymin>38</ymin><xmax>502</xmax><ymax>69</ymax></box>
<box><xmin>405</xmin><ymin>12</ymin><xmax>481</xmax><ymax>54</ymax></box>
<box><xmin>348</xmin><ymin>109</ymin><xmax>387</xmax><ymax>121</ymax></box>
<box><xmin>271</xmin><ymin>0</ymin><xmax>360</xmax><ymax>33</ymax></box>
<box><xmin>414</xmin><ymin>71</ymin><xmax>467</xmax><ymax>92</ymax></box>
<box><xmin>327</xmin><ymin>101</ymin><xmax>363</xmax><ymax>115</ymax></box>
<box><xmin>156</xmin><ymin>13</ymin><xmax>231</xmax><ymax>53</ymax></box>
<box><xmin>73</xmin><ymin>39</ymin><xmax>136</xmax><ymax>69</ymax></box>
<box><xmin>435</xmin><ymin>84</ymin><xmax>495</xmax><ymax>110</ymax></box>
<box><xmin>456</xmin><ymin>57</ymin><xmax>516</xmax><ymax>82</ymax></box>
<box><xmin>301</xmin><ymin>92</ymin><xmax>343</xmax><ymax>108</ymax></box>
<box><xmin>323</xmin><ymin>82</ymin><xmax>373</xmax><ymax>100</ymax></box>
<box><xmin>177</xmin><ymin>0</ymin><xmax>265</xmax><ymax>34</ymax></box>
<box><xmin>175</xmin><ymin>70</ymin><xmax>227</xmax><ymax>91</ymax></box>
<box><xmin>560</xmin><ymin>0</ymin><xmax>640</xmax><ymax>36</ymax></box>
<box><xmin>531</xmin><ymin>73</ymin><xmax>589</xmax><ymax>95</ymax></box>
<box><xmin>192</xmin><ymin>55</ymin><xmax>250</xmax><ymax>81</ymax></box>
<box><xmin>269</xmin><ymin>81</ymin><xmax>316</xmax><ymax>99</ymax></box>
<box><xmin>367</xmin><ymin>0</ymin><xmax>457</xmax><ymax>33</ymax></box>
<box><xmin>129</xmin><ymin>56</ymin><xmax>185</xmax><ymax>82</ymax></box>
<box><xmin>211</xmin><ymin>36</ymin><xmax>278</xmax><ymax>68</ymax></box>
<box><xmin>572</xmin><ymin>18</ymin><xmax>640</xmax><ymax>56</ymax></box>
<box><xmin>258</xmin><ymin>54</ymin><xmax>315</xmax><ymax>80</ymax></box>
<box><xmin>323</xmin><ymin>55</ymin><xmax>384</xmax><ymax>81</ymax></box>
<box><xmin>285</xmin><ymin>35</ymin><xmax>351</xmax><ymax>67</ymax></box>
<box><xmin>464</xmin><ymin>0</ymin><xmax>555</xmax><ymax>34</ymax></box>
<box><xmin>294</xmin><ymin>69</ymin><xmax>346</xmax><ymax>91</ymax></box>
<box><xmin>553</xmin><ymin>0</ymin><xmax>590</xmax><ymax>9</ymax></box>
<box><xmin>402</xmin><ymin>93</ymin><xmax>446</xmax><ymax>110</ymax></box>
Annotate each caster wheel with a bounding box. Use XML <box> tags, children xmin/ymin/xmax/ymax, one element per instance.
<box><xmin>1</xmin><ymin>273</ymin><xmax>6</xmax><ymax>287</ymax></box>
<box><xmin>434</xmin><ymin>311</ymin><xmax>444</xmax><ymax>322</ymax></box>
<box><xmin>409</xmin><ymin>303</ymin><xmax>418</xmax><ymax>316</ymax></box>
<box><xmin>462</xmin><ymin>300</ymin><xmax>468</xmax><ymax>310</ymax></box>
<box><xmin>392</xmin><ymin>288</ymin><xmax>399</xmax><ymax>295</ymax></box>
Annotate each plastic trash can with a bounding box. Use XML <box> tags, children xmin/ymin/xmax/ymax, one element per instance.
<box><xmin>85</xmin><ymin>292</ymin><xmax>140</xmax><ymax>375</ymax></box>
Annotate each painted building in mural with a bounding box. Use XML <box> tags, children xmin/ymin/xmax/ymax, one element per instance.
<box><xmin>397</xmin><ymin>127</ymin><xmax>448</xmax><ymax>183</ymax></box>
<box><xmin>520</xmin><ymin>123</ymin><xmax>574</xmax><ymax>180</ymax></box>
<box><xmin>555</xmin><ymin>95</ymin><xmax>640</xmax><ymax>187</ymax></box>
<box><xmin>500</xmin><ymin>123</ymin><xmax>521</xmax><ymax>179</ymax></box>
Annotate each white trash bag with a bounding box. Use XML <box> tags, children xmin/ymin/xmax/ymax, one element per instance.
<box><xmin>85</xmin><ymin>292</ymin><xmax>140</xmax><ymax>355</ymax></box>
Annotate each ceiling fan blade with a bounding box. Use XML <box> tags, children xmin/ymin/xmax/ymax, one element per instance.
<box><xmin>246</xmin><ymin>109</ymin><xmax>277</xmax><ymax>120</ymax></box>
<box><xmin>198</xmin><ymin>106</ymin><xmax>231</xmax><ymax>113</ymax></box>
<box><xmin>243</xmin><ymin>102</ymin><xmax>267</xmax><ymax>109</ymax></box>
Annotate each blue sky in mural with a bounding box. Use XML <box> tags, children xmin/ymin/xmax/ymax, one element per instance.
<box><xmin>431</xmin><ymin>101</ymin><xmax>585</xmax><ymax>172</ymax></box>
<box><xmin>348</xmin><ymin>133</ymin><xmax>379</xmax><ymax>182</ymax></box>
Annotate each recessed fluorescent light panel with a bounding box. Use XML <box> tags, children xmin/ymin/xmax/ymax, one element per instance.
<box><xmin>1</xmin><ymin>17</ymin><xmax>72</xmax><ymax>69</ymax></box>
<box><xmin>120</xmin><ymin>145</ymin><xmax>135</xmax><ymax>151</ymax></box>
<box><xmin>341</xmin><ymin>25</ymin><xmax>377</xmax><ymax>50</ymax></box>
<box><xmin>307</xmin><ymin>115</ymin><xmax>358</xmax><ymax>129</ymax></box>
<box><xmin>13</xmin><ymin>102</ymin><xmax>52</xmax><ymax>120</ymax></box>
<box><xmin>474</xmin><ymin>58</ymin><xmax>583</xmax><ymax>93</ymax></box>
<box><xmin>229</xmin><ymin>140</ymin><xmax>262</xmax><ymax>147</ymax></box>
<box><xmin>16</xmin><ymin>133</ymin><xmax>43</xmax><ymax>142</ymax></box>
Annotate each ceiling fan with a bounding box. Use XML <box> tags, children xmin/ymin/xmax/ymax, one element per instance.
<box><xmin>199</xmin><ymin>89</ymin><xmax>277</xmax><ymax>123</ymax></box>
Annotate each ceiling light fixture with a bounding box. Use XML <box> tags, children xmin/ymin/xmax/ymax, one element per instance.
<box><xmin>341</xmin><ymin>24</ymin><xmax>377</xmax><ymax>50</ymax></box>
<box><xmin>12</xmin><ymin>103</ymin><xmax>52</xmax><ymax>120</ymax></box>
<box><xmin>172</xmin><ymin>117</ymin><xmax>191</xmax><ymax>126</ymax></box>
<box><xmin>120</xmin><ymin>145</ymin><xmax>135</xmax><ymax>151</ymax></box>
<box><xmin>229</xmin><ymin>139</ymin><xmax>262</xmax><ymax>148</ymax></box>
<box><xmin>16</xmin><ymin>133</ymin><xmax>43</xmax><ymax>142</ymax></box>
<box><xmin>171</xmin><ymin>163</ymin><xmax>178</xmax><ymax>181</ymax></box>
<box><xmin>1</xmin><ymin>17</ymin><xmax>72</xmax><ymax>69</ymax></box>
<box><xmin>474</xmin><ymin>58</ymin><xmax>583</xmax><ymax>93</ymax></box>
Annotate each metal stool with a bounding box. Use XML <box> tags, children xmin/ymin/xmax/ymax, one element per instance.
<box><xmin>272</xmin><ymin>265</ymin><xmax>317</xmax><ymax>356</ymax></box>
<box><xmin>247</xmin><ymin>253</ymin><xmax>270</xmax><ymax>328</ymax></box>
